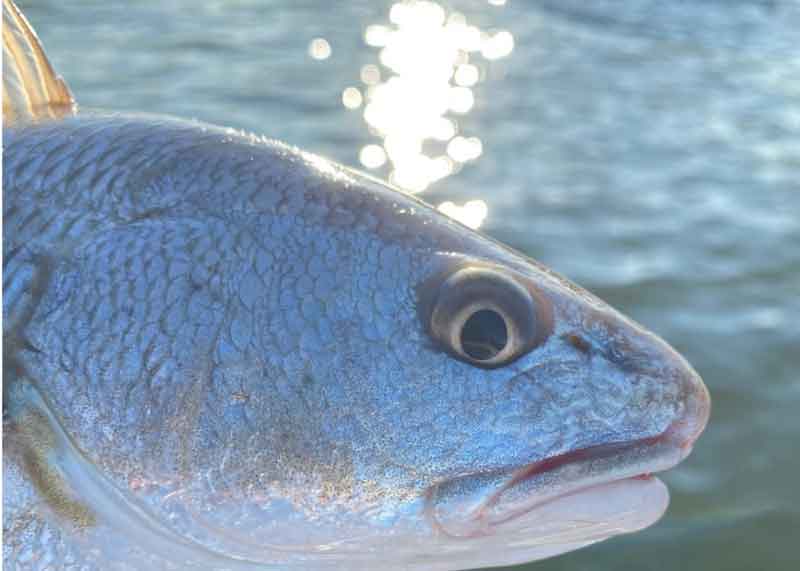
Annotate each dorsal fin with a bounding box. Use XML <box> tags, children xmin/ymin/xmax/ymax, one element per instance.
<box><xmin>3</xmin><ymin>0</ymin><xmax>75</xmax><ymax>124</ymax></box>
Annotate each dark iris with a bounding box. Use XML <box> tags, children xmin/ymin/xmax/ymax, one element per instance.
<box><xmin>460</xmin><ymin>309</ymin><xmax>508</xmax><ymax>361</ymax></box>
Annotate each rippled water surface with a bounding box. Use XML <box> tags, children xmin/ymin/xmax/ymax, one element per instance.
<box><xmin>19</xmin><ymin>0</ymin><xmax>800</xmax><ymax>569</ymax></box>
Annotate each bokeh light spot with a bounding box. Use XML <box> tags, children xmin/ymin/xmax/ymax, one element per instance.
<box><xmin>481</xmin><ymin>30</ymin><xmax>514</xmax><ymax>60</ymax></box>
<box><xmin>448</xmin><ymin>86</ymin><xmax>475</xmax><ymax>113</ymax></box>
<box><xmin>308</xmin><ymin>37</ymin><xmax>332</xmax><ymax>60</ymax></box>
<box><xmin>364</xmin><ymin>25</ymin><xmax>392</xmax><ymax>47</ymax></box>
<box><xmin>447</xmin><ymin>136</ymin><xmax>483</xmax><ymax>162</ymax></box>
<box><xmin>360</xmin><ymin>64</ymin><xmax>382</xmax><ymax>86</ymax></box>
<box><xmin>438</xmin><ymin>199</ymin><xmax>488</xmax><ymax>229</ymax></box>
<box><xmin>454</xmin><ymin>63</ymin><xmax>480</xmax><ymax>87</ymax></box>
<box><xmin>360</xmin><ymin>144</ymin><xmax>388</xmax><ymax>169</ymax></box>
<box><xmin>342</xmin><ymin>87</ymin><xmax>363</xmax><ymax>109</ymax></box>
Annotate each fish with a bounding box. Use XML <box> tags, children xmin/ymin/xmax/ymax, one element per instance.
<box><xmin>1</xmin><ymin>1</ymin><xmax>710</xmax><ymax>570</ymax></box>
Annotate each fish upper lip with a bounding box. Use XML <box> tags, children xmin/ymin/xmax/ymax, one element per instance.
<box><xmin>476</xmin><ymin>376</ymin><xmax>711</xmax><ymax>531</ymax></box>
<box><xmin>431</xmin><ymin>384</ymin><xmax>710</xmax><ymax>537</ymax></box>
<box><xmin>427</xmin><ymin>352</ymin><xmax>711</xmax><ymax>538</ymax></box>
<box><xmin>502</xmin><ymin>355</ymin><xmax>712</xmax><ymax>493</ymax></box>
<box><xmin>426</xmin><ymin>433</ymin><xmax>679</xmax><ymax>539</ymax></box>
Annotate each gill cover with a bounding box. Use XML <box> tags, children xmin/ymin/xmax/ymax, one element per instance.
<box><xmin>2</xmin><ymin>0</ymin><xmax>74</xmax><ymax>124</ymax></box>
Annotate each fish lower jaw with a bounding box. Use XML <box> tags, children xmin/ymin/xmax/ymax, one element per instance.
<box><xmin>481</xmin><ymin>470</ymin><xmax>670</xmax><ymax>532</ymax></box>
<box><xmin>429</xmin><ymin>473</ymin><xmax>672</xmax><ymax>543</ymax></box>
<box><xmin>428</xmin><ymin>434</ymin><xmax>690</xmax><ymax>540</ymax></box>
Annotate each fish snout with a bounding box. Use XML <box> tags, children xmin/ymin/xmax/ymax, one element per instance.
<box><xmin>567</xmin><ymin>308</ymin><xmax>711</xmax><ymax>452</ymax></box>
<box><xmin>629</xmin><ymin>330</ymin><xmax>710</xmax><ymax>453</ymax></box>
<box><xmin>655</xmin><ymin>342</ymin><xmax>710</xmax><ymax>452</ymax></box>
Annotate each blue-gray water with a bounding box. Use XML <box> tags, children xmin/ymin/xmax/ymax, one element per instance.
<box><xmin>18</xmin><ymin>0</ymin><xmax>800</xmax><ymax>569</ymax></box>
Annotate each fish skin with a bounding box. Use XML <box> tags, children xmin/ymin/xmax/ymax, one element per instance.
<box><xmin>3</xmin><ymin>113</ymin><xmax>710</xmax><ymax>570</ymax></box>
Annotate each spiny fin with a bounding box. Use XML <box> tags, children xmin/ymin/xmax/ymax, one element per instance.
<box><xmin>3</xmin><ymin>0</ymin><xmax>75</xmax><ymax>124</ymax></box>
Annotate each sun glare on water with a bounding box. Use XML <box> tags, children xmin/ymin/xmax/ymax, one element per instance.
<box><xmin>339</xmin><ymin>0</ymin><xmax>514</xmax><ymax>229</ymax></box>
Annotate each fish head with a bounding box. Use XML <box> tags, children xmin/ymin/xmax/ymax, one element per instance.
<box><xmin>397</xmin><ymin>247</ymin><xmax>710</xmax><ymax>555</ymax></box>
<box><xmin>163</xmin><ymin>151</ymin><xmax>711</xmax><ymax>567</ymax></box>
<box><xmin>264</xmin><ymin>164</ymin><xmax>710</xmax><ymax>566</ymax></box>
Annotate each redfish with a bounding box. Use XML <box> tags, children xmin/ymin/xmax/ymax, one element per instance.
<box><xmin>2</xmin><ymin>1</ymin><xmax>709</xmax><ymax>569</ymax></box>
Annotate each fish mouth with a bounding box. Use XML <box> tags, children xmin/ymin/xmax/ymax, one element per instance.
<box><xmin>426</xmin><ymin>338</ymin><xmax>711</xmax><ymax>541</ymax></box>
<box><xmin>425</xmin><ymin>402</ymin><xmax>709</xmax><ymax>540</ymax></box>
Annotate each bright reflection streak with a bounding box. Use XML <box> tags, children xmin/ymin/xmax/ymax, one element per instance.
<box><xmin>346</xmin><ymin>0</ymin><xmax>513</xmax><ymax>228</ymax></box>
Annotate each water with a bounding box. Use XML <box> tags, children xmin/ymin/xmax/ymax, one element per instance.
<box><xmin>17</xmin><ymin>0</ymin><xmax>800</xmax><ymax>569</ymax></box>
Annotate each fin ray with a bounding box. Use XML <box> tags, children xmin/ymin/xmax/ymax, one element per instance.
<box><xmin>3</xmin><ymin>0</ymin><xmax>75</xmax><ymax>123</ymax></box>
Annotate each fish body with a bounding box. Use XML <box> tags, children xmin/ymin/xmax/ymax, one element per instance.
<box><xmin>2</xmin><ymin>3</ymin><xmax>710</xmax><ymax>570</ymax></box>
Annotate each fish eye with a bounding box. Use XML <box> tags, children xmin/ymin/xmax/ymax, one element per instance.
<box><xmin>461</xmin><ymin>308</ymin><xmax>508</xmax><ymax>361</ymax></box>
<box><xmin>428</xmin><ymin>266</ymin><xmax>546</xmax><ymax>368</ymax></box>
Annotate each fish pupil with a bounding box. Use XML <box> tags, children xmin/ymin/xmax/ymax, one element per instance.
<box><xmin>460</xmin><ymin>309</ymin><xmax>508</xmax><ymax>361</ymax></box>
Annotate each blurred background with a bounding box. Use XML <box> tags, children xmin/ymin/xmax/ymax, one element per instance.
<box><xmin>19</xmin><ymin>0</ymin><xmax>800</xmax><ymax>569</ymax></box>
